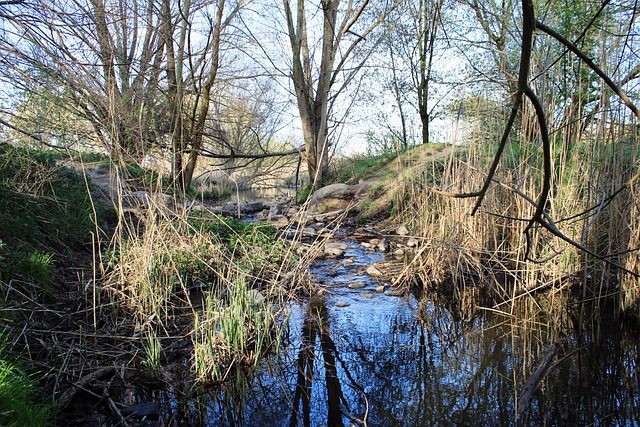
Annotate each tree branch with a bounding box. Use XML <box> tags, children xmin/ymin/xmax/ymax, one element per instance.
<box><xmin>536</xmin><ymin>20</ymin><xmax>640</xmax><ymax>120</ymax></box>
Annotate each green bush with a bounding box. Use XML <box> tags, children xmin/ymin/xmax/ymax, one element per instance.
<box><xmin>296</xmin><ymin>186</ymin><xmax>312</xmax><ymax>204</ymax></box>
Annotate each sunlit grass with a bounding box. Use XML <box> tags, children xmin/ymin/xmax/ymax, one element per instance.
<box><xmin>0</xmin><ymin>335</ymin><xmax>50</xmax><ymax>427</ymax></box>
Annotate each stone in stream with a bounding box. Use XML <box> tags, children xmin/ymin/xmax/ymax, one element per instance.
<box><xmin>302</xmin><ymin>227</ymin><xmax>317</xmax><ymax>236</ymax></box>
<box><xmin>269</xmin><ymin>214</ymin><xmax>289</xmax><ymax>229</ymax></box>
<box><xmin>396</xmin><ymin>224</ymin><xmax>410</xmax><ymax>235</ymax></box>
<box><xmin>324</xmin><ymin>242</ymin><xmax>348</xmax><ymax>257</ymax></box>
<box><xmin>306</xmin><ymin>182</ymin><xmax>371</xmax><ymax>214</ymax></box>
<box><xmin>335</xmin><ymin>302</ymin><xmax>351</xmax><ymax>307</ymax></box>
<box><xmin>295</xmin><ymin>243</ymin><xmax>310</xmax><ymax>255</ymax></box>
<box><xmin>348</xmin><ymin>282</ymin><xmax>366</xmax><ymax>289</ymax></box>
<box><xmin>366</xmin><ymin>265</ymin><xmax>383</xmax><ymax>277</ymax></box>
<box><xmin>360</xmin><ymin>292</ymin><xmax>374</xmax><ymax>299</ymax></box>
<box><xmin>369</xmin><ymin>238</ymin><xmax>381</xmax><ymax>246</ymax></box>
<box><xmin>385</xmin><ymin>289</ymin><xmax>405</xmax><ymax>297</ymax></box>
<box><xmin>324</xmin><ymin>246</ymin><xmax>345</xmax><ymax>257</ymax></box>
<box><xmin>377</xmin><ymin>238</ymin><xmax>390</xmax><ymax>252</ymax></box>
<box><xmin>340</xmin><ymin>258</ymin><xmax>354</xmax><ymax>266</ymax></box>
<box><xmin>375</xmin><ymin>285</ymin><xmax>386</xmax><ymax>293</ymax></box>
<box><xmin>361</xmin><ymin>242</ymin><xmax>374</xmax><ymax>249</ymax></box>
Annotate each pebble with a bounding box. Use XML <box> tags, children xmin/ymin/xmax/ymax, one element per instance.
<box><xmin>396</xmin><ymin>224</ymin><xmax>410</xmax><ymax>235</ymax></box>
<box><xmin>348</xmin><ymin>282</ymin><xmax>366</xmax><ymax>289</ymax></box>
<box><xmin>385</xmin><ymin>289</ymin><xmax>404</xmax><ymax>297</ymax></box>
<box><xmin>366</xmin><ymin>265</ymin><xmax>383</xmax><ymax>277</ymax></box>
<box><xmin>335</xmin><ymin>302</ymin><xmax>351</xmax><ymax>307</ymax></box>
<box><xmin>375</xmin><ymin>285</ymin><xmax>385</xmax><ymax>293</ymax></box>
<box><xmin>377</xmin><ymin>239</ymin><xmax>390</xmax><ymax>252</ymax></box>
<box><xmin>360</xmin><ymin>292</ymin><xmax>374</xmax><ymax>299</ymax></box>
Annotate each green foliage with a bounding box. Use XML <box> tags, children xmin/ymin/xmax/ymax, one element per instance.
<box><xmin>140</xmin><ymin>329</ymin><xmax>162</xmax><ymax>380</ymax></box>
<box><xmin>0</xmin><ymin>336</ymin><xmax>50</xmax><ymax>427</ymax></box>
<box><xmin>193</xmin><ymin>278</ymin><xmax>282</xmax><ymax>383</ymax></box>
<box><xmin>18</xmin><ymin>251</ymin><xmax>54</xmax><ymax>292</ymax></box>
<box><xmin>297</xmin><ymin>186</ymin><xmax>312</xmax><ymax>204</ymax></box>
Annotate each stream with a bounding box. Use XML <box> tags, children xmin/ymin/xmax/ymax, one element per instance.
<box><xmin>141</xmin><ymin>237</ymin><xmax>640</xmax><ymax>426</ymax></box>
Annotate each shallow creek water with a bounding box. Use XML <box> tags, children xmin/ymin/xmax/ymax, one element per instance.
<box><xmin>149</xmin><ymin>239</ymin><xmax>640</xmax><ymax>426</ymax></box>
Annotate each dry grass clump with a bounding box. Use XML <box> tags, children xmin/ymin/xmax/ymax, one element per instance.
<box><xmin>391</xmin><ymin>117</ymin><xmax>639</xmax><ymax>317</ymax></box>
<box><xmin>101</xmin><ymin>188</ymin><xmax>307</xmax><ymax>384</ymax></box>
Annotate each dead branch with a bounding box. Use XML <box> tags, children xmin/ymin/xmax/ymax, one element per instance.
<box><xmin>536</xmin><ymin>20</ymin><xmax>640</xmax><ymax>120</ymax></box>
<box><xmin>470</xmin><ymin>0</ymin><xmax>536</xmax><ymax>215</ymax></box>
<box><xmin>517</xmin><ymin>340</ymin><xmax>566</xmax><ymax>418</ymax></box>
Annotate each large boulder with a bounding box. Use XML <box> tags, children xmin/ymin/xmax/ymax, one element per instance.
<box><xmin>307</xmin><ymin>183</ymin><xmax>371</xmax><ymax>214</ymax></box>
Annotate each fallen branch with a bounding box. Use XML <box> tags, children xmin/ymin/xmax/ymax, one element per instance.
<box><xmin>57</xmin><ymin>366</ymin><xmax>115</xmax><ymax>409</ymax></box>
<box><xmin>517</xmin><ymin>339</ymin><xmax>566</xmax><ymax>418</ymax></box>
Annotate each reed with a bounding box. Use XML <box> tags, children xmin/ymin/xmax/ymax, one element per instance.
<box><xmin>393</xmin><ymin>100</ymin><xmax>639</xmax><ymax>318</ymax></box>
<box><xmin>98</xmin><ymin>161</ymin><xmax>311</xmax><ymax>386</ymax></box>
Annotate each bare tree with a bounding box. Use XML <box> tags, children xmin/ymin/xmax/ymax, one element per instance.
<box><xmin>281</xmin><ymin>0</ymin><xmax>398</xmax><ymax>189</ymax></box>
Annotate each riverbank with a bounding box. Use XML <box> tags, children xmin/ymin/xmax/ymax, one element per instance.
<box><xmin>1</xmin><ymin>140</ymin><xmax>639</xmax><ymax>425</ymax></box>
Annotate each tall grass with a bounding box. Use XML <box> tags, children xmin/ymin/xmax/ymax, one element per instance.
<box><xmin>392</xmin><ymin>101</ymin><xmax>639</xmax><ymax>318</ymax></box>
<box><xmin>100</xmin><ymin>164</ymin><xmax>309</xmax><ymax>385</ymax></box>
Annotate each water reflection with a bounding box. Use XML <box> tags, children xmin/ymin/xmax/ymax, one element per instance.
<box><xmin>158</xmin><ymin>244</ymin><xmax>640</xmax><ymax>426</ymax></box>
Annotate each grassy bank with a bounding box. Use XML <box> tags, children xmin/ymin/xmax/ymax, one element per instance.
<box><xmin>355</xmin><ymin>122</ymin><xmax>639</xmax><ymax>321</ymax></box>
<box><xmin>0</xmin><ymin>143</ymin><xmax>308</xmax><ymax>423</ymax></box>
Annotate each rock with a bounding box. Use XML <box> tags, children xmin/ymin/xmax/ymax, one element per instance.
<box><xmin>243</xmin><ymin>201</ymin><xmax>265</xmax><ymax>213</ymax></box>
<box><xmin>407</xmin><ymin>238</ymin><xmax>419</xmax><ymax>247</ymax></box>
<box><xmin>302</xmin><ymin>227</ymin><xmax>317</xmax><ymax>236</ymax></box>
<box><xmin>354</xmin><ymin>227</ymin><xmax>370</xmax><ymax>236</ymax></box>
<box><xmin>284</xmin><ymin>206</ymin><xmax>299</xmax><ymax>216</ymax></box>
<box><xmin>396</xmin><ymin>224</ymin><xmax>410</xmax><ymax>235</ymax></box>
<box><xmin>335</xmin><ymin>302</ymin><xmax>351</xmax><ymax>307</ymax></box>
<box><xmin>394</xmin><ymin>248</ymin><xmax>405</xmax><ymax>257</ymax></box>
<box><xmin>248</xmin><ymin>289</ymin><xmax>266</xmax><ymax>305</ymax></box>
<box><xmin>340</xmin><ymin>258</ymin><xmax>354</xmax><ymax>266</ymax></box>
<box><xmin>269</xmin><ymin>214</ymin><xmax>289</xmax><ymax>229</ymax></box>
<box><xmin>360</xmin><ymin>292</ymin><xmax>374</xmax><ymax>299</ymax></box>
<box><xmin>269</xmin><ymin>204</ymin><xmax>283</xmax><ymax>216</ymax></box>
<box><xmin>369</xmin><ymin>238</ymin><xmax>380</xmax><ymax>246</ymax></box>
<box><xmin>377</xmin><ymin>238</ymin><xmax>390</xmax><ymax>252</ymax></box>
<box><xmin>348</xmin><ymin>282</ymin><xmax>366</xmax><ymax>289</ymax></box>
<box><xmin>361</xmin><ymin>242</ymin><xmax>374</xmax><ymax>249</ymax></box>
<box><xmin>306</xmin><ymin>182</ymin><xmax>371</xmax><ymax>214</ymax></box>
<box><xmin>366</xmin><ymin>265</ymin><xmax>383</xmax><ymax>277</ymax></box>
<box><xmin>325</xmin><ymin>242</ymin><xmax>348</xmax><ymax>251</ymax></box>
<box><xmin>385</xmin><ymin>289</ymin><xmax>405</xmax><ymax>297</ymax></box>
<box><xmin>375</xmin><ymin>285</ymin><xmax>386</xmax><ymax>293</ymax></box>
<box><xmin>220</xmin><ymin>201</ymin><xmax>265</xmax><ymax>217</ymax></box>
<box><xmin>324</xmin><ymin>247</ymin><xmax>345</xmax><ymax>257</ymax></box>
<box><xmin>296</xmin><ymin>244</ymin><xmax>310</xmax><ymax>255</ymax></box>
